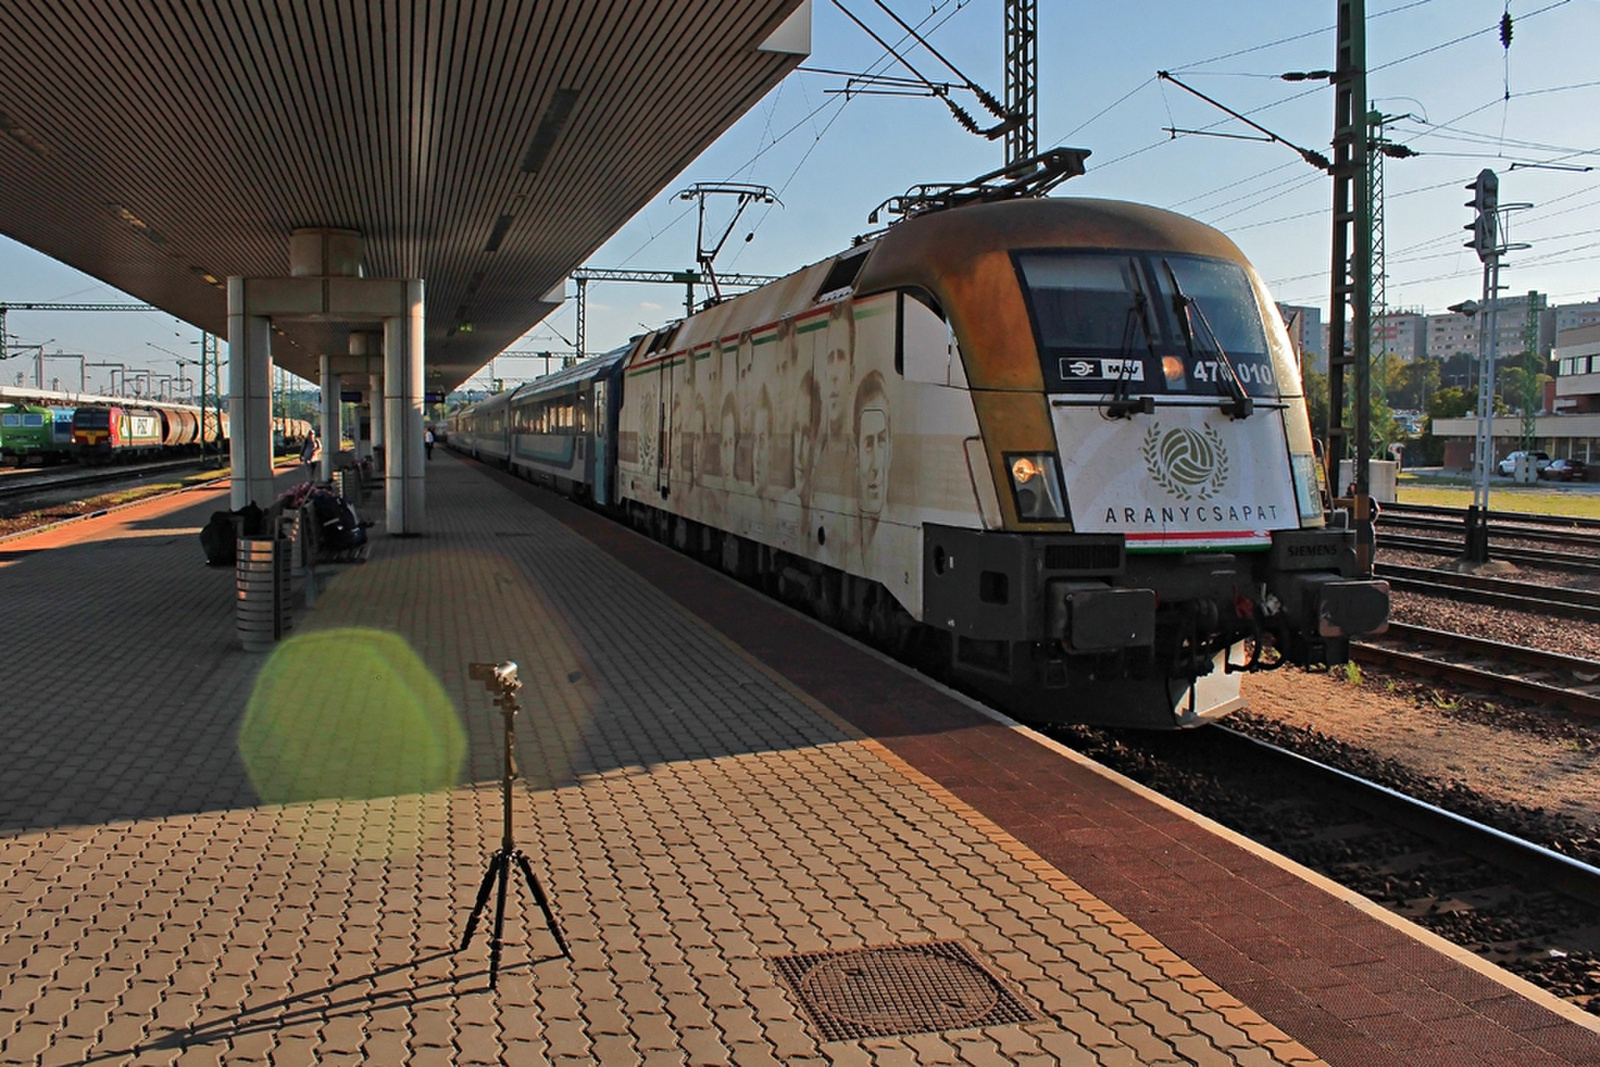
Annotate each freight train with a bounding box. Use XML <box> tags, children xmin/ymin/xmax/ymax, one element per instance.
<box><xmin>68</xmin><ymin>400</ymin><xmax>310</xmax><ymax>463</ymax></box>
<box><xmin>69</xmin><ymin>402</ymin><xmax>227</xmax><ymax>461</ymax></box>
<box><xmin>451</xmin><ymin>175</ymin><xmax>1389</xmax><ymax>728</ymax></box>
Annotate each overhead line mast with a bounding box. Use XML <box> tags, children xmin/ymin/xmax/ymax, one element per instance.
<box><xmin>1005</xmin><ymin>0</ymin><xmax>1037</xmax><ymax>166</ymax></box>
<box><xmin>1326</xmin><ymin>0</ymin><xmax>1375</xmax><ymax>575</ymax></box>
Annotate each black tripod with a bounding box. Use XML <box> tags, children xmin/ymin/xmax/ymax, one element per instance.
<box><xmin>459</xmin><ymin>661</ymin><xmax>569</xmax><ymax>988</ymax></box>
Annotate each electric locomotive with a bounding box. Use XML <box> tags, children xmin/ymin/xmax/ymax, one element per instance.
<box><xmin>0</xmin><ymin>402</ymin><xmax>74</xmax><ymax>465</ymax></box>
<box><xmin>461</xmin><ymin>162</ymin><xmax>1389</xmax><ymax>728</ymax></box>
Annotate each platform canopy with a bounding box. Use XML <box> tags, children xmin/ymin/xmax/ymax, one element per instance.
<box><xmin>0</xmin><ymin>1</ymin><xmax>810</xmax><ymax>390</ymax></box>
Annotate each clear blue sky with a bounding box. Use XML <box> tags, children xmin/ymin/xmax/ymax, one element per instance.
<box><xmin>3</xmin><ymin>0</ymin><xmax>1597</xmax><ymax>393</ymax></box>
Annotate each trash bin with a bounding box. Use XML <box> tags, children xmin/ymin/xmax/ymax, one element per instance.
<box><xmin>236</xmin><ymin>536</ymin><xmax>292</xmax><ymax>650</ymax></box>
<box><xmin>337</xmin><ymin>467</ymin><xmax>362</xmax><ymax>504</ymax></box>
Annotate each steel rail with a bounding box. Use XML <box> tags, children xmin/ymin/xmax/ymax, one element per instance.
<box><xmin>1381</xmin><ymin>500</ymin><xmax>1600</xmax><ymax>532</ymax></box>
<box><xmin>1216</xmin><ymin>726</ymin><xmax>1600</xmax><ymax>909</ymax></box>
<box><xmin>1353</xmin><ymin>622</ymin><xmax>1600</xmax><ymax>717</ymax></box>
<box><xmin>1380</xmin><ymin>532</ymin><xmax>1600</xmax><ymax>573</ymax></box>
<box><xmin>1376</xmin><ymin>562</ymin><xmax>1600</xmax><ymax>622</ymax></box>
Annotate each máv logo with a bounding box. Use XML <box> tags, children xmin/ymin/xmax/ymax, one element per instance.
<box><xmin>1141</xmin><ymin>423</ymin><xmax>1229</xmax><ymax>501</ymax></box>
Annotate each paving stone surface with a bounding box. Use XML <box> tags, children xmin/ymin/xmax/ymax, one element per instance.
<box><xmin>0</xmin><ymin>455</ymin><xmax>1586</xmax><ymax>1065</ymax></box>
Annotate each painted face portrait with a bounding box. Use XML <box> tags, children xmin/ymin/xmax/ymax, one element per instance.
<box><xmin>719</xmin><ymin>396</ymin><xmax>739</xmax><ymax>481</ymax></box>
<box><xmin>852</xmin><ymin>371</ymin><xmax>890</xmax><ymax>528</ymax></box>
<box><xmin>857</xmin><ymin>408</ymin><xmax>888</xmax><ymax>516</ymax></box>
<box><xmin>752</xmin><ymin>388</ymin><xmax>773</xmax><ymax>493</ymax></box>
<box><xmin>792</xmin><ymin>371</ymin><xmax>821</xmax><ymax>494</ymax></box>
<box><xmin>693</xmin><ymin>397</ymin><xmax>710</xmax><ymax>478</ymax></box>
<box><xmin>637</xmin><ymin>387</ymin><xmax>657</xmax><ymax>469</ymax></box>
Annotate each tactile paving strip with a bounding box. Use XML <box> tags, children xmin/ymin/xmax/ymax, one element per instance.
<box><xmin>771</xmin><ymin>940</ymin><xmax>1037</xmax><ymax>1042</ymax></box>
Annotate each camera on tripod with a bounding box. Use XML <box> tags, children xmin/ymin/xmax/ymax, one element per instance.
<box><xmin>469</xmin><ymin>660</ymin><xmax>520</xmax><ymax>695</ymax></box>
<box><xmin>459</xmin><ymin>655</ymin><xmax>568</xmax><ymax>984</ymax></box>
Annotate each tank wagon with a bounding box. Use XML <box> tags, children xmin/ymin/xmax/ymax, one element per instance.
<box><xmin>453</xmin><ymin>190</ymin><xmax>1388</xmax><ymax>728</ymax></box>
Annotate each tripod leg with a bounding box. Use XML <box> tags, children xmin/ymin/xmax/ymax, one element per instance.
<box><xmin>489</xmin><ymin>850</ymin><xmax>511</xmax><ymax>989</ymax></box>
<box><xmin>459</xmin><ymin>850</ymin><xmax>502</xmax><ymax>952</ymax></box>
<box><xmin>514</xmin><ymin>851</ymin><xmax>570</xmax><ymax>958</ymax></box>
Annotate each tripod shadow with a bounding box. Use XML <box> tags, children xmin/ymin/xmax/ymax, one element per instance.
<box><xmin>71</xmin><ymin>945</ymin><xmax>566</xmax><ymax>1065</ymax></box>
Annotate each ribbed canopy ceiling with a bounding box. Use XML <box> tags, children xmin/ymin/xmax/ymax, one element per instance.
<box><xmin>0</xmin><ymin>1</ymin><xmax>808</xmax><ymax>389</ymax></box>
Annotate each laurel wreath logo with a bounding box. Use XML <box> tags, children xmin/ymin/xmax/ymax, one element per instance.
<box><xmin>1141</xmin><ymin>423</ymin><xmax>1229</xmax><ymax>501</ymax></box>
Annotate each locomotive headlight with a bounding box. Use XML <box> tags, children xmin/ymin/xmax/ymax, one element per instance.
<box><xmin>1006</xmin><ymin>452</ymin><xmax>1068</xmax><ymax>522</ymax></box>
<box><xmin>1011</xmin><ymin>456</ymin><xmax>1042</xmax><ymax>482</ymax></box>
<box><xmin>1162</xmin><ymin>355</ymin><xmax>1186</xmax><ymax>386</ymax></box>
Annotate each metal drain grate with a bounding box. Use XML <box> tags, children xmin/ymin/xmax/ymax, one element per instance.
<box><xmin>771</xmin><ymin>940</ymin><xmax>1036</xmax><ymax>1042</ymax></box>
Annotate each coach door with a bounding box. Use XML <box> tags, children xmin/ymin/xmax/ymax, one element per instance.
<box><xmin>655</xmin><ymin>362</ymin><xmax>674</xmax><ymax>497</ymax></box>
<box><xmin>593</xmin><ymin>380</ymin><xmax>611</xmax><ymax>505</ymax></box>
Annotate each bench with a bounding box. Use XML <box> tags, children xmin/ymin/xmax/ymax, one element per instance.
<box><xmin>296</xmin><ymin>501</ymin><xmax>370</xmax><ymax>605</ymax></box>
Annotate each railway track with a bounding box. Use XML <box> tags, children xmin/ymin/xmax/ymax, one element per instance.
<box><xmin>1354</xmin><ymin>621</ymin><xmax>1600</xmax><ymax>717</ymax></box>
<box><xmin>1380</xmin><ymin>531</ymin><xmax>1600</xmax><ymax>573</ymax></box>
<box><xmin>0</xmin><ymin>458</ymin><xmax>210</xmax><ymax>506</ymax></box>
<box><xmin>1379</xmin><ymin>501</ymin><xmax>1600</xmax><ymax>570</ymax></box>
<box><xmin>1376</xmin><ymin>561</ymin><xmax>1600</xmax><ymax>622</ymax></box>
<box><xmin>1050</xmin><ymin>721</ymin><xmax>1600</xmax><ymax>1011</ymax></box>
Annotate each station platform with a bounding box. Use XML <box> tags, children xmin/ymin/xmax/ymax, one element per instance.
<box><xmin>2</xmin><ymin>452</ymin><xmax>1598</xmax><ymax>1067</ymax></box>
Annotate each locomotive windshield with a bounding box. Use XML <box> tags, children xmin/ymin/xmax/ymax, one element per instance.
<box><xmin>1016</xmin><ymin>251</ymin><xmax>1277</xmax><ymax>399</ymax></box>
<box><xmin>73</xmin><ymin>407</ymin><xmax>111</xmax><ymax>430</ymax></box>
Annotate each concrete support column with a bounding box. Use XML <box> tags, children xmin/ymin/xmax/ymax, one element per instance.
<box><xmin>227</xmin><ymin>278</ymin><xmax>275</xmax><ymax>510</ymax></box>
<box><xmin>319</xmin><ymin>355</ymin><xmax>341</xmax><ymax>483</ymax></box>
<box><xmin>383</xmin><ymin>279</ymin><xmax>425</xmax><ymax>534</ymax></box>
<box><xmin>369</xmin><ymin>372</ymin><xmax>384</xmax><ymax>468</ymax></box>
<box><xmin>354</xmin><ymin>395</ymin><xmax>372</xmax><ymax>461</ymax></box>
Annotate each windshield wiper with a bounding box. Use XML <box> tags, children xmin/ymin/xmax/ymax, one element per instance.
<box><xmin>1106</xmin><ymin>284</ymin><xmax>1157</xmax><ymax>418</ymax></box>
<box><xmin>1161</xmin><ymin>259</ymin><xmax>1253</xmax><ymax>419</ymax></box>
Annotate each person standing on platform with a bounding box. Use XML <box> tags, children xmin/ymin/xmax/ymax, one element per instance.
<box><xmin>425</xmin><ymin>427</ymin><xmax>435</xmax><ymax>460</ymax></box>
<box><xmin>300</xmin><ymin>431</ymin><xmax>318</xmax><ymax>477</ymax></box>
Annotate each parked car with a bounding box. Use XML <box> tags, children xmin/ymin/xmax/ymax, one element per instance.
<box><xmin>1540</xmin><ymin>457</ymin><xmax>1588</xmax><ymax>482</ymax></box>
<box><xmin>1497</xmin><ymin>449</ymin><xmax>1551</xmax><ymax>476</ymax></box>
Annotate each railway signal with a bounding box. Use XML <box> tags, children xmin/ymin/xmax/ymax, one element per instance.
<box><xmin>1466</xmin><ymin>169</ymin><xmax>1499</xmax><ymax>263</ymax></box>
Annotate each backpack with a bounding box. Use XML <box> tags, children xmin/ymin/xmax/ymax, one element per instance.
<box><xmin>309</xmin><ymin>491</ymin><xmax>368</xmax><ymax>550</ymax></box>
<box><xmin>200</xmin><ymin>510</ymin><xmax>236</xmax><ymax>566</ymax></box>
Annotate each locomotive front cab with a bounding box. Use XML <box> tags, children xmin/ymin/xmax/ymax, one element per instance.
<box><xmin>70</xmin><ymin>405</ymin><xmax>115</xmax><ymax>459</ymax></box>
<box><xmin>862</xmin><ymin>199</ymin><xmax>1388</xmax><ymax>726</ymax></box>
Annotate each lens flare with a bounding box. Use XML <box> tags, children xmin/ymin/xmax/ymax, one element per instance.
<box><xmin>239</xmin><ymin>628</ymin><xmax>465</xmax><ymax>805</ymax></box>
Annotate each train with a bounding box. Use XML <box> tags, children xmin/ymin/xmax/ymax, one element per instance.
<box><xmin>68</xmin><ymin>401</ymin><xmax>310</xmax><ymax>463</ymax></box>
<box><xmin>2</xmin><ymin>384</ymin><xmax>314</xmax><ymax>466</ymax></box>
<box><xmin>0</xmin><ymin>401</ymin><xmax>75</xmax><ymax>465</ymax></box>
<box><xmin>451</xmin><ymin>192</ymin><xmax>1390</xmax><ymax>729</ymax></box>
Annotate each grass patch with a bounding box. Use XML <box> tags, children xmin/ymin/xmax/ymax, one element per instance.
<box><xmin>1397</xmin><ymin>481</ymin><xmax>1600</xmax><ymax>519</ymax></box>
<box><xmin>104</xmin><ymin>483</ymin><xmax>187</xmax><ymax>506</ymax></box>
